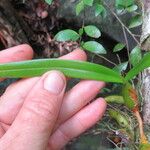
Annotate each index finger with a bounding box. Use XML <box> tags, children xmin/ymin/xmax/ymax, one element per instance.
<box><xmin>0</xmin><ymin>44</ymin><xmax>33</xmax><ymax>82</ymax></box>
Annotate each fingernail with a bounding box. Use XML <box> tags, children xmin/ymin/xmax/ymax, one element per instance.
<box><xmin>44</xmin><ymin>71</ymin><xmax>65</xmax><ymax>94</ymax></box>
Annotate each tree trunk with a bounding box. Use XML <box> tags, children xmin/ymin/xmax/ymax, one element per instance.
<box><xmin>141</xmin><ymin>0</ymin><xmax>150</xmax><ymax>126</ymax></box>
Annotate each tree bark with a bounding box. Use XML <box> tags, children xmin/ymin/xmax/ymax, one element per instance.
<box><xmin>141</xmin><ymin>0</ymin><xmax>150</xmax><ymax>126</ymax></box>
<box><xmin>0</xmin><ymin>0</ymin><xmax>28</xmax><ymax>48</ymax></box>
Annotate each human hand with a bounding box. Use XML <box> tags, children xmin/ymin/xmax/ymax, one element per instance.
<box><xmin>0</xmin><ymin>44</ymin><xmax>106</xmax><ymax>150</ymax></box>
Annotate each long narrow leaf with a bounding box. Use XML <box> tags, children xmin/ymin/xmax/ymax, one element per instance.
<box><xmin>125</xmin><ymin>52</ymin><xmax>150</xmax><ymax>81</ymax></box>
<box><xmin>0</xmin><ymin>59</ymin><xmax>124</xmax><ymax>83</ymax></box>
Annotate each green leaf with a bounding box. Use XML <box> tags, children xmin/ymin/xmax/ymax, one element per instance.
<box><xmin>125</xmin><ymin>52</ymin><xmax>150</xmax><ymax>81</ymax></box>
<box><xmin>108</xmin><ymin>109</ymin><xmax>130</xmax><ymax>128</ymax></box>
<box><xmin>129</xmin><ymin>15</ymin><xmax>143</xmax><ymax>29</ymax></box>
<box><xmin>140</xmin><ymin>144</ymin><xmax>150</xmax><ymax>150</ymax></box>
<box><xmin>105</xmin><ymin>95</ymin><xmax>124</xmax><ymax>104</ymax></box>
<box><xmin>126</xmin><ymin>5</ymin><xmax>138</xmax><ymax>12</ymax></box>
<box><xmin>82</xmin><ymin>41</ymin><xmax>106</xmax><ymax>54</ymax></box>
<box><xmin>79</xmin><ymin>28</ymin><xmax>84</xmax><ymax>36</ymax></box>
<box><xmin>84</xmin><ymin>25</ymin><xmax>101</xmax><ymax>38</ymax></box>
<box><xmin>113</xmin><ymin>43</ymin><xmax>125</xmax><ymax>52</ymax></box>
<box><xmin>122</xmin><ymin>82</ymin><xmax>136</xmax><ymax>109</ymax></box>
<box><xmin>76</xmin><ymin>1</ymin><xmax>85</xmax><ymax>15</ymax></box>
<box><xmin>130</xmin><ymin>46</ymin><xmax>142</xmax><ymax>67</ymax></box>
<box><xmin>95</xmin><ymin>4</ymin><xmax>105</xmax><ymax>17</ymax></box>
<box><xmin>45</xmin><ymin>0</ymin><xmax>53</xmax><ymax>5</ymax></box>
<box><xmin>0</xmin><ymin>59</ymin><xmax>124</xmax><ymax>83</ymax></box>
<box><xmin>83</xmin><ymin>0</ymin><xmax>94</xmax><ymax>6</ymax></box>
<box><xmin>113</xmin><ymin>62</ymin><xmax>128</xmax><ymax>74</ymax></box>
<box><xmin>116</xmin><ymin>5</ymin><xmax>125</xmax><ymax>14</ymax></box>
<box><xmin>54</xmin><ymin>29</ymin><xmax>80</xmax><ymax>42</ymax></box>
<box><xmin>80</xmin><ymin>41</ymin><xmax>85</xmax><ymax>47</ymax></box>
<box><xmin>115</xmin><ymin>0</ymin><xmax>134</xmax><ymax>8</ymax></box>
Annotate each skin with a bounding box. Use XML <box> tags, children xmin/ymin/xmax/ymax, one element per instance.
<box><xmin>0</xmin><ymin>44</ymin><xmax>107</xmax><ymax>150</ymax></box>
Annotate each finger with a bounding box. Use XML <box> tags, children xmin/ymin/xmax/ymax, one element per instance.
<box><xmin>2</xmin><ymin>71</ymin><xmax>66</xmax><ymax>149</ymax></box>
<box><xmin>0</xmin><ymin>123</ymin><xmax>5</xmax><ymax>138</ymax></box>
<box><xmin>48</xmin><ymin>98</ymin><xmax>107</xmax><ymax>150</ymax></box>
<box><xmin>0</xmin><ymin>122</ymin><xmax>9</xmax><ymax>131</ymax></box>
<box><xmin>0</xmin><ymin>77</ymin><xmax>40</xmax><ymax>124</ymax></box>
<box><xmin>0</xmin><ymin>44</ymin><xmax>33</xmax><ymax>82</ymax></box>
<box><xmin>0</xmin><ymin>49</ymin><xmax>87</xmax><ymax>125</ymax></box>
<box><xmin>60</xmin><ymin>48</ymin><xmax>87</xmax><ymax>60</ymax></box>
<box><xmin>56</xmin><ymin>80</ymin><xmax>105</xmax><ymax>127</ymax></box>
<box><xmin>0</xmin><ymin>44</ymin><xmax>33</xmax><ymax>136</ymax></box>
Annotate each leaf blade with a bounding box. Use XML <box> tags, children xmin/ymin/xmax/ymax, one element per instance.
<box><xmin>83</xmin><ymin>0</ymin><xmax>94</xmax><ymax>6</ymax></box>
<box><xmin>130</xmin><ymin>46</ymin><xmax>142</xmax><ymax>67</ymax></box>
<box><xmin>45</xmin><ymin>0</ymin><xmax>53</xmax><ymax>5</ymax></box>
<box><xmin>82</xmin><ymin>41</ymin><xmax>106</xmax><ymax>54</ymax></box>
<box><xmin>125</xmin><ymin>52</ymin><xmax>150</xmax><ymax>81</ymax></box>
<box><xmin>76</xmin><ymin>1</ymin><xmax>85</xmax><ymax>15</ymax></box>
<box><xmin>113</xmin><ymin>62</ymin><xmax>128</xmax><ymax>74</ymax></box>
<box><xmin>54</xmin><ymin>29</ymin><xmax>80</xmax><ymax>42</ymax></box>
<box><xmin>84</xmin><ymin>25</ymin><xmax>101</xmax><ymax>38</ymax></box>
<box><xmin>126</xmin><ymin>5</ymin><xmax>138</xmax><ymax>12</ymax></box>
<box><xmin>95</xmin><ymin>4</ymin><xmax>106</xmax><ymax>17</ymax></box>
<box><xmin>0</xmin><ymin>59</ymin><xmax>124</xmax><ymax>83</ymax></box>
<box><xmin>113</xmin><ymin>43</ymin><xmax>125</xmax><ymax>52</ymax></box>
<box><xmin>129</xmin><ymin>15</ymin><xmax>142</xmax><ymax>29</ymax></box>
<box><xmin>122</xmin><ymin>82</ymin><xmax>137</xmax><ymax>109</ymax></box>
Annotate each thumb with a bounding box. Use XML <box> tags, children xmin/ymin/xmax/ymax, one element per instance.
<box><xmin>3</xmin><ymin>71</ymin><xmax>66</xmax><ymax>150</ymax></box>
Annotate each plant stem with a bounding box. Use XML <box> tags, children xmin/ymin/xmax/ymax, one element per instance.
<box><xmin>122</xmin><ymin>26</ymin><xmax>132</xmax><ymax>70</ymax></box>
<box><xmin>95</xmin><ymin>54</ymin><xmax>117</xmax><ymax>66</ymax></box>
<box><xmin>134</xmin><ymin>110</ymin><xmax>148</xmax><ymax>144</ymax></box>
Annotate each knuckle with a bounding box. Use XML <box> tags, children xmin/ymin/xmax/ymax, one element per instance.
<box><xmin>76</xmin><ymin>116</ymin><xmax>87</xmax><ymax>131</ymax></box>
<box><xmin>25</xmin><ymin>93</ymin><xmax>58</xmax><ymax>122</ymax></box>
<box><xmin>57</xmin><ymin>128</ymin><xmax>70</xmax><ymax>142</ymax></box>
<box><xmin>48</xmin><ymin>128</ymin><xmax>70</xmax><ymax>150</ymax></box>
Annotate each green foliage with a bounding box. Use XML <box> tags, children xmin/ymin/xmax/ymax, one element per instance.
<box><xmin>76</xmin><ymin>1</ymin><xmax>84</xmax><ymax>15</ymax></box>
<box><xmin>115</xmin><ymin>0</ymin><xmax>134</xmax><ymax>9</ymax></box>
<box><xmin>1</xmin><ymin>0</ymin><xmax>147</xmax><ymax>148</ymax></box>
<box><xmin>108</xmin><ymin>109</ymin><xmax>130</xmax><ymax>128</ymax></box>
<box><xmin>76</xmin><ymin>0</ymin><xmax>107</xmax><ymax>17</ymax></box>
<box><xmin>1</xmin><ymin>48</ymin><xmax>150</xmax><ymax>113</ymax></box>
<box><xmin>53</xmin><ymin>0</ymin><xmax>147</xmax><ymax>148</ymax></box>
<box><xmin>113</xmin><ymin>43</ymin><xmax>125</xmax><ymax>52</ymax></box>
<box><xmin>79</xmin><ymin>28</ymin><xmax>84</xmax><ymax>36</ymax></box>
<box><xmin>54</xmin><ymin>29</ymin><xmax>80</xmax><ymax>41</ymax></box>
<box><xmin>129</xmin><ymin>15</ymin><xmax>143</xmax><ymax>29</ymax></box>
<box><xmin>125</xmin><ymin>52</ymin><xmax>150</xmax><ymax>81</ymax></box>
<box><xmin>140</xmin><ymin>144</ymin><xmax>150</xmax><ymax>150</ymax></box>
<box><xmin>82</xmin><ymin>41</ymin><xmax>106</xmax><ymax>54</ymax></box>
<box><xmin>122</xmin><ymin>82</ymin><xmax>136</xmax><ymax>109</ymax></box>
<box><xmin>84</xmin><ymin>25</ymin><xmax>101</xmax><ymax>38</ymax></box>
<box><xmin>1</xmin><ymin>51</ymin><xmax>150</xmax><ymax>87</ymax></box>
<box><xmin>126</xmin><ymin>4</ymin><xmax>138</xmax><ymax>12</ymax></box>
<box><xmin>55</xmin><ymin>26</ymin><xmax>104</xmax><ymax>55</ymax></box>
<box><xmin>113</xmin><ymin>62</ymin><xmax>128</xmax><ymax>74</ymax></box>
<box><xmin>45</xmin><ymin>0</ymin><xmax>53</xmax><ymax>5</ymax></box>
<box><xmin>130</xmin><ymin>46</ymin><xmax>142</xmax><ymax>67</ymax></box>
<box><xmin>95</xmin><ymin>4</ymin><xmax>107</xmax><ymax>17</ymax></box>
<box><xmin>0</xmin><ymin>59</ymin><xmax>124</xmax><ymax>83</ymax></box>
<box><xmin>83</xmin><ymin>0</ymin><xmax>94</xmax><ymax>6</ymax></box>
<box><xmin>76</xmin><ymin>0</ymin><xmax>94</xmax><ymax>15</ymax></box>
<box><xmin>105</xmin><ymin>95</ymin><xmax>124</xmax><ymax>104</ymax></box>
<box><xmin>115</xmin><ymin>0</ymin><xmax>138</xmax><ymax>14</ymax></box>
